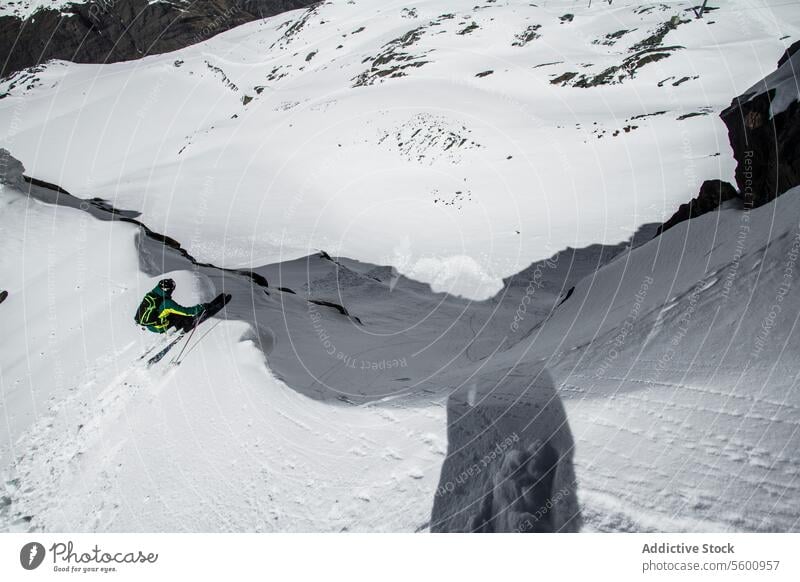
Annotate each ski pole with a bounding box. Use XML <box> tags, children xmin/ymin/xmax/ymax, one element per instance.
<box><xmin>174</xmin><ymin>319</ymin><xmax>223</xmax><ymax>365</ymax></box>
<box><xmin>171</xmin><ymin>315</ymin><xmax>204</xmax><ymax>365</ymax></box>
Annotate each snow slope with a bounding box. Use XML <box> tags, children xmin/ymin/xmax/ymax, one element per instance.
<box><xmin>1</xmin><ymin>0</ymin><xmax>798</xmax><ymax>298</ymax></box>
<box><xmin>2</xmin><ymin>1</ymin><xmax>800</xmax><ymax>534</ymax></box>
<box><xmin>480</xmin><ymin>185</ymin><xmax>800</xmax><ymax>531</ymax></box>
<box><xmin>741</xmin><ymin>45</ymin><xmax>800</xmax><ymax>117</ymax></box>
<box><xmin>0</xmin><ymin>157</ymin><xmax>448</xmax><ymax>532</ymax></box>
<box><xmin>4</xmin><ymin>137</ymin><xmax>800</xmax><ymax>531</ymax></box>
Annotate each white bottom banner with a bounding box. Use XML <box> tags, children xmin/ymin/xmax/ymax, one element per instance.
<box><xmin>1</xmin><ymin>533</ymin><xmax>798</xmax><ymax>581</ymax></box>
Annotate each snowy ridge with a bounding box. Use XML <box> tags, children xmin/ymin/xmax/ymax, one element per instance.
<box><xmin>742</xmin><ymin>47</ymin><xmax>800</xmax><ymax>117</ymax></box>
<box><xmin>515</xmin><ymin>187</ymin><xmax>800</xmax><ymax>532</ymax></box>
<box><xmin>0</xmin><ymin>0</ymin><xmax>797</xmax><ymax>298</ymax></box>
<box><xmin>0</xmin><ymin>165</ymin><xmax>449</xmax><ymax>532</ymax></box>
<box><xmin>1</xmin><ymin>1</ymin><xmax>800</xmax><ymax>534</ymax></box>
<box><xmin>3</xmin><ymin>143</ymin><xmax>800</xmax><ymax>531</ymax></box>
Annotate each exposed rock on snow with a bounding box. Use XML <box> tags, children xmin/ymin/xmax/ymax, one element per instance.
<box><xmin>657</xmin><ymin>179</ymin><xmax>738</xmax><ymax>235</ymax></box>
<box><xmin>555</xmin><ymin>14</ymin><xmax>690</xmax><ymax>88</ymax></box>
<box><xmin>353</xmin><ymin>25</ymin><xmax>432</xmax><ymax>86</ymax></box>
<box><xmin>3</xmin><ymin>0</ymin><xmax>794</xmax><ymax>299</ymax></box>
<box><xmin>721</xmin><ymin>42</ymin><xmax>800</xmax><ymax>207</ymax></box>
<box><xmin>0</xmin><ymin>0</ymin><xmax>316</xmax><ymax>78</ymax></box>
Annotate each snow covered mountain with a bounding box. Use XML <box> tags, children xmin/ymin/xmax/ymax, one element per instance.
<box><xmin>2</xmin><ymin>0</ymin><xmax>797</xmax><ymax>299</ymax></box>
<box><xmin>0</xmin><ymin>0</ymin><xmax>316</xmax><ymax>77</ymax></box>
<box><xmin>1</xmin><ymin>0</ymin><xmax>800</xmax><ymax>533</ymax></box>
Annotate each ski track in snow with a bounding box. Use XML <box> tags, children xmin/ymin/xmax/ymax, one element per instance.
<box><xmin>2</xmin><ymin>0</ymin><xmax>800</xmax><ymax>532</ymax></box>
<box><xmin>2</xmin><ymin>326</ymin><xmax>449</xmax><ymax>532</ymax></box>
<box><xmin>4</xmin><ymin>166</ymin><xmax>800</xmax><ymax>533</ymax></box>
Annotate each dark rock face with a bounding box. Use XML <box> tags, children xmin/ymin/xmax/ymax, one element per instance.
<box><xmin>720</xmin><ymin>42</ymin><xmax>800</xmax><ymax>207</ymax></box>
<box><xmin>0</xmin><ymin>0</ymin><xmax>316</xmax><ymax>78</ymax></box>
<box><xmin>657</xmin><ymin>179</ymin><xmax>738</xmax><ymax>235</ymax></box>
<box><xmin>658</xmin><ymin>42</ymin><xmax>799</xmax><ymax>231</ymax></box>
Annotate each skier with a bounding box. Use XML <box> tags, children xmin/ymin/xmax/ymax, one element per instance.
<box><xmin>134</xmin><ymin>278</ymin><xmax>215</xmax><ymax>333</ymax></box>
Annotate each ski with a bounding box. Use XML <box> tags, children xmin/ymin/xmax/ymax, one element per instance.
<box><xmin>0</xmin><ymin>290</ymin><xmax>7</xmax><ymax>305</ymax></box>
<box><xmin>172</xmin><ymin>319</ymin><xmax>223</xmax><ymax>366</ymax></box>
<box><xmin>147</xmin><ymin>333</ymin><xmax>187</xmax><ymax>366</ymax></box>
<box><xmin>170</xmin><ymin>294</ymin><xmax>231</xmax><ymax>366</ymax></box>
<box><xmin>138</xmin><ymin>331</ymin><xmax>177</xmax><ymax>361</ymax></box>
<box><xmin>144</xmin><ymin>293</ymin><xmax>231</xmax><ymax>367</ymax></box>
<box><xmin>168</xmin><ymin>316</ymin><xmax>204</xmax><ymax>366</ymax></box>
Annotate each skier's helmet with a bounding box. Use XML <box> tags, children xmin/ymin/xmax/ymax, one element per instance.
<box><xmin>158</xmin><ymin>278</ymin><xmax>176</xmax><ymax>293</ymax></box>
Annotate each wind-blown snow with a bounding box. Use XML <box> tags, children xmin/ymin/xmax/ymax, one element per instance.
<box><xmin>742</xmin><ymin>49</ymin><xmax>800</xmax><ymax>117</ymax></box>
<box><xmin>0</xmin><ymin>175</ymin><xmax>447</xmax><ymax>532</ymax></box>
<box><xmin>1</xmin><ymin>0</ymin><xmax>798</xmax><ymax>299</ymax></box>
<box><xmin>504</xmin><ymin>186</ymin><xmax>800</xmax><ymax>532</ymax></box>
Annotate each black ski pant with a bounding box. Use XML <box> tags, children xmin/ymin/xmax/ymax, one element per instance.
<box><xmin>165</xmin><ymin>313</ymin><xmax>201</xmax><ymax>333</ymax></box>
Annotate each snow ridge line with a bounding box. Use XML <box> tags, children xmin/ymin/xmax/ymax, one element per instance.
<box><xmin>19</xmin><ymin>169</ymin><xmax>361</xmax><ymax>326</ymax></box>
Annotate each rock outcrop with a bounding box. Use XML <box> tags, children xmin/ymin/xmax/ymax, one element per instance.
<box><xmin>657</xmin><ymin>179</ymin><xmax>738</xmax><ymax>235</ymax></box>
<box><xmin>659</xmin><ymin>41</ymin><xmax>800</xmax><ymax>233</ymax></box>
<box><xmin>0</xmin><ymin>0</ymin><xmax>315</xmax><ymax>78</ymax></box>
<box><xmin>720</xmin><ymin>41</ymin><xmax>800</xmax><ymax>207</ymax></box>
